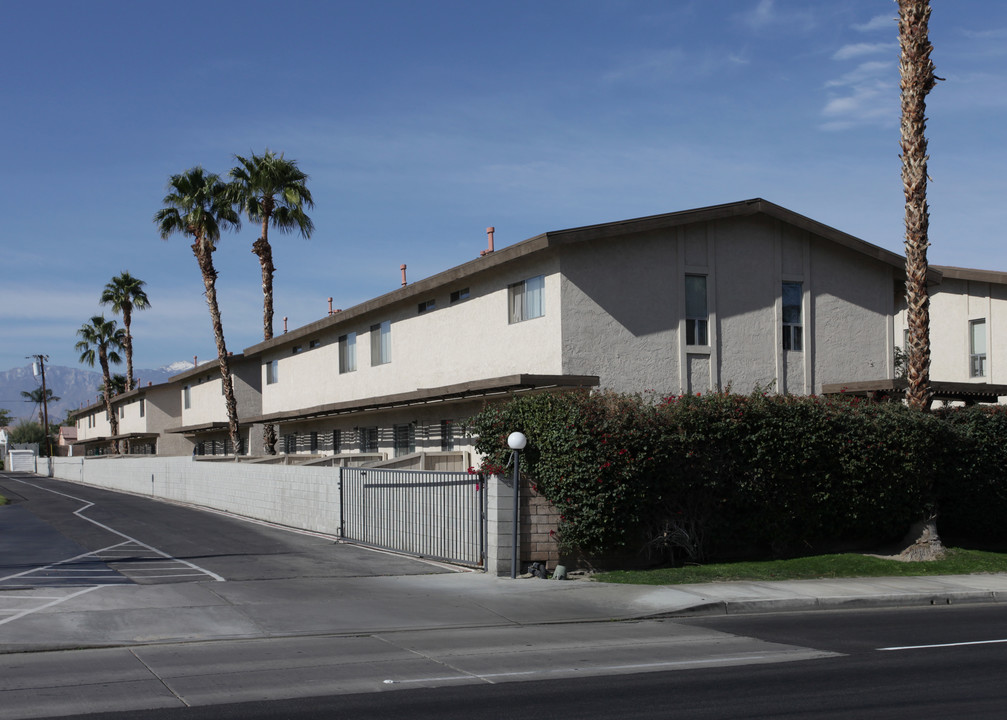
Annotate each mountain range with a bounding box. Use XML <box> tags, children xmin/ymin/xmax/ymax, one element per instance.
<box><xmin>0</xmin><ymin>362</ymin><xmax>193</xmax><ymax>426</ymax></box>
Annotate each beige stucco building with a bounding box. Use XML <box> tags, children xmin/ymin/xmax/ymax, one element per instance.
<box><xmin>77</xmin><ymin>198</ymin><xmax>989</xmax><ymax>461</ymax></box>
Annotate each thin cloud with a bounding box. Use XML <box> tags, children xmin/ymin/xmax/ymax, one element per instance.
<box><xmin>833</xmin><ymin>43</ymin><xmax>896</xmax><ymax>61</ymax></box>
<box><xmin>734</xmin><ymin>0</ymin><xmax>816</xmax><ymax>32</ymax></box>
<box><xmin>825</xmin><ymin>61</ymin><xmax>893</xmax><ymax>88</ymax></box>
<box><xmin>853</xmin><ymin>15</ymin><xmax>895</xmax><ymax>32</ymax></box>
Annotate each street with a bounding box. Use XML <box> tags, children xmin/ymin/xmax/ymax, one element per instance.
<box><xmin>3</xmin><ymin>471</ymin><xmax>1007</xmax><ymax>718</ymax></box>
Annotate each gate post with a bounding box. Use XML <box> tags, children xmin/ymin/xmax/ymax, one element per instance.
<box><xmin>486</xmin><ymin>473</ymin><xmax>516</xmax><ymax>576</ymax></box>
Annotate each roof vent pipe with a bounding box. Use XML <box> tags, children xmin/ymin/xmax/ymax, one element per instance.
<box><xmin>193</xmin><ymin>355</ymin><xmax>197</xmax><ymax>368</ymax></box>
<box><xmin>284</xmin><ymin>317</ymin><xmax>288</xmax><ymax>333</ymax></box>
<box><xmin>481</xmin><ymin>227</ymin><xmax>495</xmax><ymax>256</ymax></box>
<box><xmin>401</xmin><ymin>264</ymin><xmax>407</xmax><ymax>286</ymax></box>
<box><xmin>328</xmin><ymin>297</ymin><xmax>333</xmax><ymax>315</ymax></box>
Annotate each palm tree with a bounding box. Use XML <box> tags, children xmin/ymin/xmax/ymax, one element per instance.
<box><xmin>899</xmin><ymin>0</ymin><xmax>937</xmax><ymax>412</ymax></box>
<box><xmin>229</xmin><ymin>150</ymin><xmax>314</xmax><ymax>455</ymax></box>
<box><xmin>154</xmin><ymin>167</ymin><xmax>243</xmax><ymax>455</ymax></box>
<box><xmin>75</xmin><ymin>315</ymin><xmax>125</xmax><ymax>454</ymax></box>
<box><xmin>100</xmin><ymin>272</ymin><xmax>151</xmax><ymax>391</ymax></box>
<box><xmin>20</xmin><ymin>387</ymin><xmax>60</xmax><ymax>425</ymax></box>
<box><xmin>898</xmin><ymin>0</ymin><xmax>943</xmax><ymax>561</ymax></box>
<box><xmin>99</xmin><ymin>374</ymin><xmax>128</xmax><ymax>398</ymax></box>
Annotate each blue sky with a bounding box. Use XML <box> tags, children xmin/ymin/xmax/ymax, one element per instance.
<box><xmin>2</xmin><ymin>0</ymin><xmax>1005</xmax><ymax>372</ymax></box>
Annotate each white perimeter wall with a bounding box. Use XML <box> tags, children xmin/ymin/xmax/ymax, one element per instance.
<box><xmin>51</xmin><ymin>456</ymin><xmax>341</xmax><ymax>535</ymax></box>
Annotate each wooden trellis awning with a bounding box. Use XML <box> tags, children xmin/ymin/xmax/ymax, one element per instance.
<box><xmin>822</xmin><ymin>379</ymin><xmax>1007</xmax><ymax>406</ymax></box>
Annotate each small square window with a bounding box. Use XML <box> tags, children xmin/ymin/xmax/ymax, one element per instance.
<box><xmin>309</xmin><ymin>339</ymin><xmax>320</xmax><ymax>349</ymax></box>
<box><xmin>450</xmin><ymin>288</ymin><xmax>470</xmax><ymax>303</ymax></box>
<box><xmin>417</xmin><ymin>299</ymin><xmax>436</xmax><ymax>314</ymax></box>
<box><xmin>292</xmin><ymin>345</ymin><xmax>303</xmax><ymax>355</ymax></box>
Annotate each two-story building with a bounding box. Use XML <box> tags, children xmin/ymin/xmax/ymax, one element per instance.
<box><xmin>75</xmin><ymin>198</ymin><xmax>1001</xmax><ymax>462</ymax></box>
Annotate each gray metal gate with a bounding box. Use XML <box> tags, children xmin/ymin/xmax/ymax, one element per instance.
<box><xmin>339</xmin><ymin>467</ymin><xmax>485</xmax><ymax>568</ymax></box>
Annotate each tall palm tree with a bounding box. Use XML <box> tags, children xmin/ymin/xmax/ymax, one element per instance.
<box><xmin>229</xmin><ymin>150</ymin><xmax>314</xmax><ymax>455</ymax></box>
<box><xmin>229</xmin><ymin>150</ymin><xmax>314</xmax><ymax>341</ymax></box>
<box><xmin>75</xmin><ymin>315</ymin><xmax>125</xmax><ymax>454</ymax></box>
<box><xmin>154</xmin><ymin>167</ymin><xmax>243</xmax><ymax>455</ymax></box>
<box><xmin>899</xmin><ymin>0</ymin><xmax>937</xmax><ymax>412</ymax></box>
<box><xmin>20</xmin><ymin>387</ymin><xmax>60</xmax><ymax>425</ymax></box>
<box><xmin>899</xmin><ymin>0</ymin><xmax>943</xmax><ymax>561</ymax></box>
<box><xmin>100</xmin><ymin>272</ymin><xmax>151</xmax><ymax>391</ymax></box>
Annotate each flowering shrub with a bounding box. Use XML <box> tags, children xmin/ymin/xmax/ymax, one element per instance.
<box><xmin>466</xmin><ymin>389</ymin><xmax>1002</xmax><ymax>564</ymax></box>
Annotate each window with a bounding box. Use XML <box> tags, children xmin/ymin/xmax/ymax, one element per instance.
<box><xmin>441</xmin><ymin>420</ymin><xmax>455</xmax><ymax>451</ymax></box>
<box><xmin>333</xmin><ymin>428</ymin><xmax>342</xmax><ymax>454</ymax></box>
<box><xmin>309</xmin><ymin>431</ymin><xmax>318</xmax><ymax>453</ymax></box>
<box><xmin>417</xmin><ymin>299</ymin><xmax>436</xmax><ymax>314</ymax></box>
<box><xmin>292</xmin><ymin>345</ymin><xmax>303</xmax><ymax>355</ymax></box>
<box><xmin>309</xmin><ymin>339</ymin><xmax>320</xmax><ymax>349</ymax></box>
<box><xmin>685</xmin><ymin>275</ymin><xmax>708</xmax><ymax>346</ymax></box>
<box><xmin>118</xmin><ymin>406</ymin><xmax>124</xmax><ymax>419</ymax></box>
<box><xmin>183</xmin><ymin>385</ymin><xmax>191</xmax><ymax>410</ymax></box>
<box><xmin>370</xmin><ymin>321</ymin><xmax>391</xmax><ymax>365</ymax></box>
<box><xmin>359</xmin><ymin>427</ymin><xmax>379</xmax><ymax>454</ymax></box>
<box><xmin>139</xmin><ymin>399</ymin><xmax>145</xmax><ymax>418</ymax></box>
<box><xmin>782</xmin><ymin>282</ymin><xmax>803</xmax><ymax>351</ymax></box>
<box><xmin>508</xmin><ymin>275</ymin><xmax>545</xmax><ymax>323</ymax></box>
<box><xmin>266</xmin><ymin>359</ymin><xmax>279</xmax><ymax>385</ymax></box>
<box><xmin>338</xmin><ymin>333</ymin><xmax>357</xmax><ymax>373</ymax></box>
<box><xmin>450</xmin><ymin>288</ymin><xmax>470</xmax><ymax>303</ymax></box>
<box><xmin>394</xmin><ymin>424</ymin><xmax>415</xmax><ymax>457</ymax></box>
<box><xmin>970</xmin><ymin>319</ymin><xmax>987</xmax><ymax>378</ymax></box>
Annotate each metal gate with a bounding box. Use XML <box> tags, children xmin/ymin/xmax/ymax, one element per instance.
<box><xmin>339</xmin><ymin>467</ymin><xmax>485</xmax><ymax>568</ymax></box>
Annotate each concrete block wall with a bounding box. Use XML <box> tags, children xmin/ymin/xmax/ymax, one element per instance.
<box><xmin>51</xmin><ymin>456</ymin><xmax>341</xmax><ymax>535</ymax></box>
<box><xmin>521</xmin><ymin>479</ymin><xmax>562</xmax><ymax>570</ymax></box>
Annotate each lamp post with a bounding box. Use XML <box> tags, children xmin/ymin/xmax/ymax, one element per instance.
<box><xmin>507</xmin><ymin>431</ymin><xmax>527</xmax><ymax>579</ymax></box>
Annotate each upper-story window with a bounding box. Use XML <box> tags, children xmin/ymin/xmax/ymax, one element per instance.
<box><xmin>970</xmin><ymin>319</ymin><xmax>987</xmax><ymax>378</ymax></box>
<box><xmin>266</xmin><ymin>359</ymin><xmax>279</xmax><ymax>385</ymax></box>
<box><xmin>292</xmin><ymin>345</ymin><xmax>303</xmax><ymax>355</ymax></box>
<box><xmin>118</xmin><ymin>406</ymin><xmax>124</xmax><ymax>419</ymax></box>
<box><xmin>183</xmin><ymin>385</ymin><xmax>191</xmax><ymax>410</ymax></box>
<box><xmin>685</xmin><ymin>275</ymin><xmax>708</xmax><ymax>346</ymax></box>
<box><xmin>309</xmin><ymin>339</ymin><xmax>321</xmax><ymax>349</ymax></box>
<box><xmin>450</xmin><ymin>288</ymin><xmax>470</xmax><ymax>304</ymax></box>
<box><xmin>417</xmin><ymin>299</ymin><xmax>436</xmax><ymax>314</ymax></box>
<box><xmin>508</xmin><ymin>275</ymin><xmax>545</xmax><ymax>323</ymax></box>
<box><xmin>782</xmin><ymin>282</ymin><xmax>803</xmax><ymax>352</ymax></box>
<box><xmin>371</xmin><ymin>321</ymin><xmax>391</xmax><ymax>365</ymax></box>
<box><xmin>339</xmin><ymin>333</ymin><xmax>357</xmax><ymax>373</ymax></box>
<box><xmin>139</xmin><ymin>399</ymin><xmax>145</xmax><ymax>418</ymax></box>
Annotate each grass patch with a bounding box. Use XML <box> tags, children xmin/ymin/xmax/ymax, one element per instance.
<box><xmin>595</xmin><ymin>548</ymin><xmax>1007</xmax><ymax>585</ymax></box>
<box><xmin>0</xmin><ymin>495</ymin><xmax>6</xmax><ymax>506</ymax></box>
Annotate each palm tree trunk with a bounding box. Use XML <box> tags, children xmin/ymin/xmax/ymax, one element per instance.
<box><xmin>898</xmin><ymin>0</ymin><xmax>944</xmax><ymax>561</ymax></box>
<box><xmin>99</xmin><ymin>352</ymin><xmax>120</xmax><ymax>455</ymax></box>
<box><xmin>123</xmin><ymin>307</ymin><xmax>134</xmax><ymax>391</ymax></box>
<box><xmin>899</xmin><ymin>0</ymin><xmax>937</xmax><ymax>413</ymax></box>
<box><xmin>253</xmin><ymin>214</ymin><xmax>278</xmax><ymax>455</ymax></box>
<box><xmin>193</xmin><ymin>240</ymin><xmax>242</xmax><ymax>456</ymax></box>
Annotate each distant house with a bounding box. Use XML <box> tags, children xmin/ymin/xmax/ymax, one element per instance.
<box><xmin>56</xmin><ymin>426</ymin><xmax>76</xmax><ymax>455</ymax></box>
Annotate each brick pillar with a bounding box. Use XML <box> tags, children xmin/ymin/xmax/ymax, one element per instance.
<box><xmin>520</xmin><ymin>477</ymin><xmax>561</xmax><ymax>570</ymax></box>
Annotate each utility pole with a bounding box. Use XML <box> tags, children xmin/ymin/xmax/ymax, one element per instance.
<box><xmin>28</xmin><ymin>354</ymin><xmax>52</xmax><ymax>457</ymax></box>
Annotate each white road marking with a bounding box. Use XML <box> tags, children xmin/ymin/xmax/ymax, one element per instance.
<box><xmin>6</xmin><ymin>476</ymin><xmax>225</xmax><ymax>582</ymax></box>
<box><xmin>879</xmin><ymin>638</ymin><xmax>1007</xmax><ymax>651</ymax></box>
<box><xmin>382</xmin><ymin>652</ymin><xmax>805</xmax><ymax>685</ymax></box>
<box><xmin>0</xmin><ymin>586</ymin><xmax>104</xmax><ymax>627</ymax></box>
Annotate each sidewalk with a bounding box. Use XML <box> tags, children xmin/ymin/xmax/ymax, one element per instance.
<box><xmin>3</xmin><ymin>566</ymin><xmax>1007</xmax><ymax>654</ymax></box>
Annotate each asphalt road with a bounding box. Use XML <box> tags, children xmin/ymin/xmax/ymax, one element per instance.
<box><xmin>6</xmin><ymin>472</ymin><xmax>1007</xmax><ymax>719</ymax></box>
<box><xmin>0</xmin><ymin>471</ymin><xmax>448</xmax><ymax>584</ymax></box>
<box><xmin>43</xmin><ymin>605</ymin><xmax>1007</xmax><ymax>720</ymax></box>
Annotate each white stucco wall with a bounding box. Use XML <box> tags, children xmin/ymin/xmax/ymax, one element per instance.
<box><xmin>260</xmin><ymin>256</ymin><xmax>564</xmax><ymax>415</ymax></box>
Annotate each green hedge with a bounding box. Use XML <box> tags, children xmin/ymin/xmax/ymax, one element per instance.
<box><xmin>467</xmin><ymin>391</ymin><xmax>1002</xmax><ymax>564</ymax></box>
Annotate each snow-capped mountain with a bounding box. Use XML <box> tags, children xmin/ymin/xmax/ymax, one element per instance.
<box><xmin>0</xmin><ymin>362</ymin><xmax>195</xmax><ymax>425</ymax></box>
